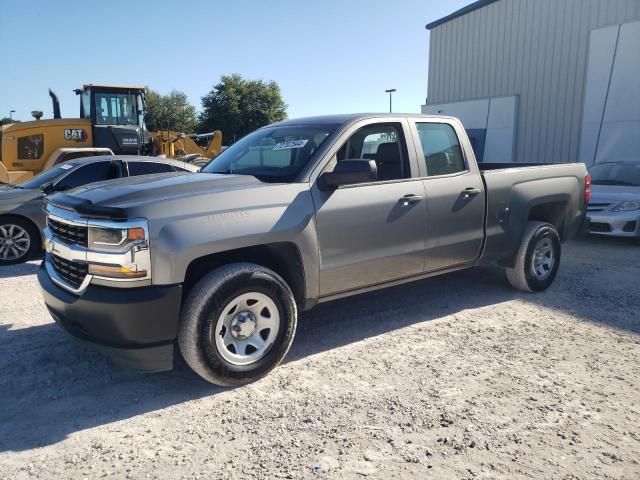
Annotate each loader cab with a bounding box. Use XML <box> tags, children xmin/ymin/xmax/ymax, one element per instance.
<box><xmin>75</xmin><ymin>84</ymin><xmax>151</xmax><ymax>155</ymax></box>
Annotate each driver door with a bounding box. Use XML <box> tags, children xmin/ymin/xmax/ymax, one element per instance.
<box><xmin>312</xmin><ymin>120</ymin><xmax>427</xmax><ymax>297</ymax></box>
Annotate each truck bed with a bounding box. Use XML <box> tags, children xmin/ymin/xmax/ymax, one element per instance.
<box><xmin>479</xmin><ymin>162</ymin><xmax>588</xmax><ymax>265</ymax></box>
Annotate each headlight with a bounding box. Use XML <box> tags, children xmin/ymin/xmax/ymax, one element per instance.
<box><xmin>612</xmin><ymin>201</ymin><xmax>640</xmax><ymax>212</ymax></box>
<box><xmin>86</xmin><ymin>225</ymin><xmax>149</xmax><ymax>280</ymax></box>
<box><xmin>88</xmin><ymin>226</ymin><xmax>146</xmax><ymax>249</ymax></box>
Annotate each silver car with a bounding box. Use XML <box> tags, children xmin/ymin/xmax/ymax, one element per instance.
<box><xmin>587</xmin><ymin>161</ymin><xmax>640</xmax><ymax>240</ymax></box>
<box><xmin>0</xmin><ymin>156</ymin><xmax>199</xmax><ymax>265</ymax></box>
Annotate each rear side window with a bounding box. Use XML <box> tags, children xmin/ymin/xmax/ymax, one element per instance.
<box><xmin>128</xmin><ymin>161</ymin><xmax>174</xmax><ymax>176</ymax></box>
<box><xmin>55</xmin><ymin>162</ymin><xmax>120</xmax><ymax>190</ymax></box>
<box><xmin>415</xmin><ymin>123</ymin><xmax>466</xmax><ymax>176</ymax></box>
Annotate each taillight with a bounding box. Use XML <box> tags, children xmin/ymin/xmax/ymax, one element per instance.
<box><xmin>585</xmin><ymin>175</ymin><xmax>591</xmax><ymax>204</ymax></box>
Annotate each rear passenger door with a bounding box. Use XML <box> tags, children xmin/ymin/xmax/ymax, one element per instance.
<box><xmin>409</xmin><ymin>120</ymin><xmax>486</xmax><ymax>272</ymax></box>
<box><xmin>312</xmin><ymin>120</ymin><xmax>428</xmax><ymax>296</ymax></box>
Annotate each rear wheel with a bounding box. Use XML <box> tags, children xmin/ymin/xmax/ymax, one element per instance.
<box><xmin>506</xmin><ymin>221</ymin><xmax>561</xmax><ymax>292</ymax></box>
<box><xmin>178</xmin><ymin>263</ymin><xmax>297</xmax><ymax>386</ymax></box>
<box><xmin>0</xmin><ymin>217</ymin><xmax>40</xmax><ymax>265</ymax></box>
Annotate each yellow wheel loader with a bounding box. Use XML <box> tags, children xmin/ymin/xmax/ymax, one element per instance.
<box><xmin>0</xmin><ymin>84</ymin><xmax>222</xmax><ymax>184</ymax></box>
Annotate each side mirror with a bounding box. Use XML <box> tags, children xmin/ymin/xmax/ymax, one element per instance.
<box><xmin>40</xmin><ymin>181</ymin><xmax>55</xmax><ymax>195</ymax></box>
<box><xmin>319</xmin><ymin>159</ymin><xmax>377</xmax><ymax>190</ymax></box>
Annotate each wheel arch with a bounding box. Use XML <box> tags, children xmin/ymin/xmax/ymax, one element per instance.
<box><xmin>498</xmin><ymin>197</ymin><xmax>567</xmax><ymax>268</ymax></box>
<box><xmin>182</xmin><ymin>242</ymin><xmax>306</xmax><ymax>308</ymax></box>
<box><xmin>527</xmin><ymin>200</ymin><xmax>568</xmax><ymax>240</ymax></box>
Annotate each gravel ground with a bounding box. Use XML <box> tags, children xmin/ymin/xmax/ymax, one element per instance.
<box><xmin>0</xmin><ymin>237</ymin><xmax>639</xmax><ymax>480</ymax></box>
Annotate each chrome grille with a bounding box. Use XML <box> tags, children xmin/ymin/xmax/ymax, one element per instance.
<box><xmin>48</xmin><ymin>218</ymin><xmax>88</xmax><ymax>247</ymax></box>
<box><xmin>51</xmin><ymin>254</ymin><xmax>88</xmax><ymax>288</ymax></box>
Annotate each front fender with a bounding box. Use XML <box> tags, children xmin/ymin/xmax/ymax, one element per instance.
<box><xmin>148</xmin><ymin>188</ymin><xmax>320</xmax><ymax>301</ymax></box>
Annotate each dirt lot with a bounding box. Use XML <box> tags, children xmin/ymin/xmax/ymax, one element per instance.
<box><xmin>0</xmin><ymin>237</ymin><xmax>638</xmax><ymax>479</ymax></box>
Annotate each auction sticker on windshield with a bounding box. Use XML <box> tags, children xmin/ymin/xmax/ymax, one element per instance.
<box><xmin>272</xmin><ymin>140</ymin><xmax>308</xmax><ymax>150</ymax></box>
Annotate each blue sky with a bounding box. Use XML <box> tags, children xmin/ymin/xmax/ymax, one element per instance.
<box><xmin>0</xmin><ymin>0</ymin><xmax>469</xmax><ymax>123</ymax></box>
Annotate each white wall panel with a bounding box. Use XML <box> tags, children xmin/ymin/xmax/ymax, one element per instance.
<box><xmin>579</xmin><ymin>25</ymin><xmax>619</xmax><ymax>164</ymax></box>
<box><xmin>602</xmin><ymin>21</ymin><xmax>640</xmax><ymax>123</ymax></box>
<box><xmin>421</xmin><ymin>98</ymin><xmax>489</xmax><ymax>129</ymax></box>
<box><xmin>484</xmin><ymin>96</ymin><xmax>517</xmax><ymax>162</ymax></box>
<box><xmin>422</xmin><ymin>96</ymin><xmax>517</xmax><ymax>162</ymax></box>
<box><xmin>580</xmin><ymin>20</ymin><xmax>640</xmax><ymax>164</ymax></box>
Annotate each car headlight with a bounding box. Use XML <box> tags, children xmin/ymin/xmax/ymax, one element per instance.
<box><xmin>612</xmin><ymin>200</ymin><xmax>640</xmax><ymax>212</ymax></box>
<box><xmin>88</xmin><ymin>226</ymin><xmax>146</xmax><ymax>249</ymax></box>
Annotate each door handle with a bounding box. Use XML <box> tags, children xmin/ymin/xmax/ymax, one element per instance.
<box><xmin>399</xmin><ymin>194</ymin><xmax>424</xmax><ymax>205</ymax></box>
<box><xmin>462</xmin><ymin>187</ymin><xmax>481</xmax><ymax>198</ymax></box>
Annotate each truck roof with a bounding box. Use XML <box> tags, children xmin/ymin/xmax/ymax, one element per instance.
<box><xmin>271</xmin><ymin>113</ymin><xmax>458</xmax><ymax>127</ymax></box>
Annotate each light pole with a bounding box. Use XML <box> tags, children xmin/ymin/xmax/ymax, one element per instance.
<box><xmin>385</xmin><ymin>89</ymin><xmax>396</xmax><ymax>113</ymax></box>
<box><xmin>9</xmin><ymin>110</ymin><xmax>15</xmax><ymax>120</ymax></box>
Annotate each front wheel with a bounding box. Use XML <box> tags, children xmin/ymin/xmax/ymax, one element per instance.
<box><xmin>506</xmin><ymin>221</ymin><xmax>561</xmax><ymax>292</ymax></box>
<box><xmin>178</xmin><ymin>263</ymin><xmax>297</xmax><ymax>386</ymax></box>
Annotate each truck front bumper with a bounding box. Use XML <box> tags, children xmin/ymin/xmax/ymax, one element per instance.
<box><xmin>38</xmin><ymin>262</ymin><xmax>182</xmax><ymax>372</ymax></box>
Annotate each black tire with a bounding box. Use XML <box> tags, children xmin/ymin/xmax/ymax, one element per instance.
<box><xmin>0</xmin><ymin>216</ymin><xmax>40</xmax><ymax>265</ymax></box>
<box><xmin>505</xmin><ymin>221</ymin><xmax>561</xmax><ymax>292</ymax></box>
<box><xmin>178</xmin><ymin>263</ymin><xmax>297</xmax><ymax>386</ymax></box>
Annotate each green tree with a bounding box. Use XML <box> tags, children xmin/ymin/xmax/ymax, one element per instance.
<box><xmin>144</xmin><ymin>88</ymin><xmax>198</xmax><ymax>133</ymax></box>
<box><xmin>0</xmin><ymin>117</ymin><xmax>19</xmax><ymax>125</ymax></box>
<box><xmin>199</xmin><ymin>74</ymin><xmax>287</xmax><ymax>141</ymax></box>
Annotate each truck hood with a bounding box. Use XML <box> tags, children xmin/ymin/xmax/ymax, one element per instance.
<box><xmin>49</xmin><ymin>172</ymin><xmax>269</xmax><ymax>213</ymax></box>
<box><xmin>590</xmin><ymin>184</ymin><xmax>640</xmax><ymax>204</ymax></box>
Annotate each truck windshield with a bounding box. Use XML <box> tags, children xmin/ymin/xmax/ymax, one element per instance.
<box><xmin>94</xmin><ymin>92</ymin><xmax>138</xmax><ymax>126</ymax></box>
<box><xmin>202</xmin><ymin>124</ymin><xmax>339</xmax><ymax>182</ymax></box>
<box><xmin>589</xmin><ymin>162</ymin><xmax>640</xmax><ymax>187</ymax></box>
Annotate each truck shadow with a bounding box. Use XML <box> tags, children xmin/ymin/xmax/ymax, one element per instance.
<box><xmin>0</xmin><ymin>238</ymin><xmax>638</xmax><ymax>452</ymax></box>
<box><xmin>0</xmin><ymin>260</ymin><xmax>40</xmax><ymax>279</ymax></box>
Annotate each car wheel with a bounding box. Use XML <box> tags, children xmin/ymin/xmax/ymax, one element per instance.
<box><xmin>506</xmin><ymin>221</ymin><xmax>561</xmax><ymax>292</ymax></box>
<box><xmin>178</xmin><ymin>263</ymin><xmax>297</xmax><ymax>386</ymax></box>
<box><xmin>0</xmin><ymin>217</ymin><xmax>40</xmax><ymax>265</ymax></box>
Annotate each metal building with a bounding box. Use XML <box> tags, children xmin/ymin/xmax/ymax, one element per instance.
<box><xmin>421</xmin><ymin>0</ymin><xmax>640</xmax><ymax>165</ymax></box>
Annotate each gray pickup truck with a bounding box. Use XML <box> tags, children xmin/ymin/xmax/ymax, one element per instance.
<box><xmin>38</xmin><ymin>114</ymin><xmax>589</xmax><ymax>386</ymax></box>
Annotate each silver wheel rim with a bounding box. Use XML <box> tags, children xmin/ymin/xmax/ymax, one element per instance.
<box><xmin>0</xmin><ymin>224</ymin><xmax>30</xmax><ymax>261</ymax></box>
<box><xmin>531</xmin><ymin>236</ymin><xmax>555</xmax><ymax>280</ymax></box>
<box><xmin>213</xmin><ymin>292</ymin><xmax>280</xmax><ymax>366</ymax></box>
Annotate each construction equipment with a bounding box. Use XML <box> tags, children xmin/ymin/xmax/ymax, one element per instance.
<box><xmin>150</xmin><ymin>130</ymin><xmax>222</xmax><ymax>167</ymax></box>
<box><xmin>0</xmin><ymin>85</ymin><xmax>222</xmax><ymax>184</ymax></box>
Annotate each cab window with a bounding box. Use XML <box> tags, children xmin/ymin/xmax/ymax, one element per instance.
<box><xmin>336</xmin><ymin>123</ymin><xmax>410</xmax><ymax>181</ymax></box>
<box><xmin>415</xmin><ymin>123</ymin><xmax>466</xmax><ymax>176</ymax></box>
<box><xmin>94</xmin><ymin>93</ymin><xmax>138</xmax><ymax>126</ymax></box>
